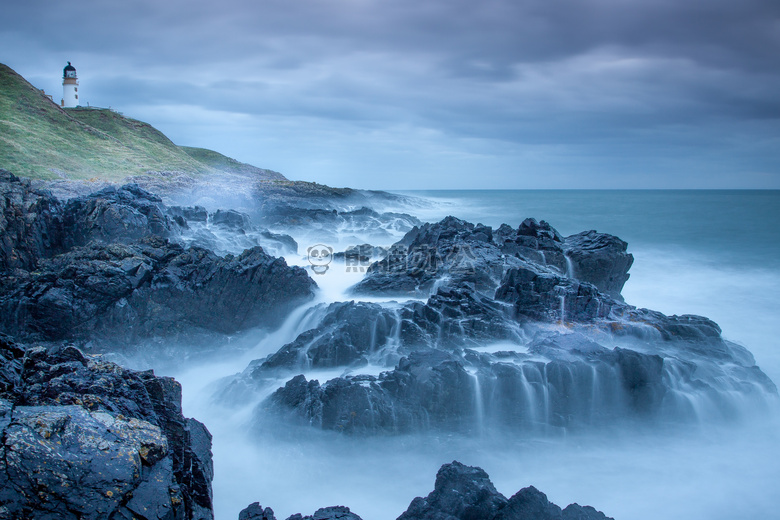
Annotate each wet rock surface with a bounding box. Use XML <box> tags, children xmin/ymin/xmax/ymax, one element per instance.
<box><xmin>563</xmin><ymin>230</ymin><xmax>633</xmax><ymax>301</ymax></box>
<box><xmin>0</xmin><ymin>334</ymin><xmax>213</xmax><ymax>520</ymax></box>
<box><xmin>398</xmin><ymin>461</ymin><xmax>507</xmax><ymax>520</ymax></box>
<box><xmin>249</xmin><ymin>288</ymin><xmax>518</xmax><ymax>379</ymax></box>
<box><xmin>496</xmin><ymin>218</ymin><xmax>633</xmax><ymax>299</ymax></box>
<box><xmin>398</xmin><ymin>461</ymin><xmax>612</xmax><ymax>520</ymax></box>
<box><xmin>236</xmin><ymin>215</ymin><xmax>775</xmax><ymax>435</ymax></box>
<box><xmin>351</xmin><ymin>217</ymin><xmax>632</xmax><ymax>298</ymax></box>
<box><xmin>239</xmin><ymin>503</ymin><xmax>278</xmax><ymax>520</ymax></box>
<box><xmin>237</xmin><ymin>502</ymin><xmax>365</xmax><ymax>520</ymax></box>
<box><xmin>0</xmin><ymin>237</ymin><xmax>315</xmax><ymax>345</ymax></box>
<box><xmin>0</xmin><ymin>171</ymin><xmax>183</xmax><ymax>271</ymax></box>
<box><xmin>0</xmin><ymin>170</ymin><xmax>66</xmax><ymax>271</ymax></box>
<box><xmin>352</xmin><ymin>216</ymin><xmax>507</xmax><ymax>296</ymax></box>
<box><xmin>264</xmin><ymin>336</ymin><xmax>739</xmax><ymax>434</ymax></box>
<box><xmin>0</xmin><ymin>173</ymin><xmax>317</xmax><ymax>348</ymax></box>
<box><xmin>285</xmin><ymin>506</ymin><xmax>364</xmax><ymax>520</ymax></box>
<box><xmin>63</xmin><ymin>183</ymin><xmax>177</xmax><ymax>247</ymax></box>
<box><xmin>259</xmin><ymin>290</ymin><xmax>775</xmax><ymax>434</ymax></box>
<box><xmin>236</xmin><ymin>461</ymin><xmax>610</xmax><ymax>520</ymax></box>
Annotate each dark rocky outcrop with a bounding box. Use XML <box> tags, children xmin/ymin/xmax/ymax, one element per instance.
<box><xmin>0</xmin><ymin>172</ymin><xmax>316</xmax><ymax>348</ymax></box>
<box><xmin>563</xmin><ymin>230</ymin><xmax>633</xmax><ymax>300</ymax></box>
<box><xmin>494</xmin><ymin>264</ymin><xmax>732</xmax><ymax>343</ymax></box>
<box><xmin>264</xmin><ymin>341</ymin><xmax>694</xmax><ymax>434</ymax></box>
<box><xmin>168</xmin><ymin>205</ymin><xmax>209</xmax><ymax>224</ymax></box>
<box><xmin>229</xmin><ymin>211</ymin><xmax>775</xmax><ymax>436</ymax></box>
<box><xmin>0</xmin><ymin>236</ymin><xmax>315</xmax><ymax>345</ymax></box>
<box><xmin>63</xmin><ymin>183</ymin><xmax>177</xmax><ymax>247</ymax></box>
<box><xmin>247</xmin><ymin>288</ymin><xmax>518</xmax><ymax>380</ymax></box>
<box><xmin>494</xmin><ymin>218</ymin><xmax>633</xmax><ymax>299</ymax></box>
<box><xmin>1</xmin><ymin>173</ymin><xmax>181</xmax><ymax>270</ymax></box>
<box><xmin>398</xmin><ymin>461</ymin><xmax>507</xmax><ymax>520</ymax></box>
<box><xmin>352</xmin><ymin>217</ymin><xmax>504</xmax><ymax>296</ymax></box>
<box><xmin>254</xmin><ymin>196</ymin><xmax>420</xmax><ymax>232</ymax></box>
<box><xmin>262</xmin><ymin>306</ymin><xmax>777</xmax><ymax>435</ymax></box>
<box><xmin>239</xmin><ymin>503</ymin><xmax>277</xmax><ymax>520</ymax></box>
<box><xmin>0</xmin><ymin>334</ymin><xmax>213</xmax><ymax>519</ymax></box>
<box><xmin>495</xmin><ymin>486</ymin><xmax>611</xmax><ymax>520</ymax></box>
<box><xmin>236</xmin><ymin>462</ymin><xmax>610</xmax><ymax>520</ymax></box>
<box><xmin>333</xmin><ymin>243</ymin><xmax>387</xmax><ymax>265</ymax></box>
<box><xmin>237</xmin><ymin>503</ymin><xmax>363</xmax><ymax>520</ymax></box>
<box><xmin>286</xmin><ymin>506</ymin><xmax>363</xmax><ymax>520</ymax></box>
<box><xmin>398</xmin><ymin>461</ymin><xmax>612</xmax><ymax>520</ymax></box>
<box><xmin>258</xmin><ymin>204</ymin><xmax>339</xmax><ymax>228</ymax></box>
<box><xmin>2</xmin><ymin>172</ymin><xmax>175</xmax><ymax>271</ymax></box>
<box><xmin>246</xmin><ymin>211</ymin><xmax>774</xmax><ymax>436</ymax></box>
<box><xmin>0</xmin><ymin>170</ymin><xmax>65</xmax><ymax>271</ymax></box>
<box><xmin>266</xmin><ymin>350</ymin><xmax>478</xmax><ymax>434</ymax></box>
<box><xmin>212</xmin><ymin>208</ymin><xmax>253</xmax><ymax>230</ymax></box>
<box><xmin>494</xmin><ymin>266</ymin><xmax>615</xmax><ymax>323</ymax></box>
<box><xmin>254</xmin><ymin>301</ymin><xmax>403</xmax><ymax>374</ymax></box>
<box><xmin>494</xmin><ymin>218</ymin><xmax>567</xmax><ymax>273</ymax></box>
<box><xmin>352</xmin><ymin>216</ymin><xmax>633</xmax><ymax>299</ymax></box>
<box><xmin>251</xmin><ymin>182</ymin><xmax>412</xmax><ymax>214</ymax></box>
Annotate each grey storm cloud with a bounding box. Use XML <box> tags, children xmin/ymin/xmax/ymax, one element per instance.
<box><xmin>2</xmin><ymin>0</ymin><xmax>779</xmax><ymax>188</ymax></box>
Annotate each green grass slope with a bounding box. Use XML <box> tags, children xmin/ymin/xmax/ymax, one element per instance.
<box><xmin>180</xmin><ymin>146</ymin><xmax>286</xmax><ymax>181</ymax></box>
<box><xmin>0</xmin><ymin>63</ymin><xmax>285</xmax><ymax>183</ymax></box>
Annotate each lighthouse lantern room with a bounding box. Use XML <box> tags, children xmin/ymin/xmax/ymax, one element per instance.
<box><xmin>61</xmin><ymin>62</ymin><xmax>79</xmax><ymax>108</ymax></box>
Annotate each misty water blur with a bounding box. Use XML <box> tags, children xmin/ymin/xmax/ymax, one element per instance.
<box><xmin>162</xmin><ymin>190</ymin><xmax>780</xmax><ymax>520</ymax></box>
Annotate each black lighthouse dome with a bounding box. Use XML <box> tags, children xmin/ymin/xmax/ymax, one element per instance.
<box><xmin>63</xmin><ymin>62</ymin><xmax>76</xmax><ymax>78</ymax></box>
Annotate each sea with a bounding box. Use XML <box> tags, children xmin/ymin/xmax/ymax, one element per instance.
<box><xmin>168</xmin><ymin>189</ymin><xmax>780</xmax><ymax>520</ymax></box>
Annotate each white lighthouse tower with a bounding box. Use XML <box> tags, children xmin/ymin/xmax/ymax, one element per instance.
<box><xmin>61</xmin><ymin>62</ymin><xmax>79</xmax><ymax>108</ymax></box>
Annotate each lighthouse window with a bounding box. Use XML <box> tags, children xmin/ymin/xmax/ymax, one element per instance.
<box><xmin>74</xmin><ymin>88</ymin><xmax>78</xmax><ymax>92</ymax></box>
<box><xmin>75</xmin><ymin>95</ymin><xmax>78</xmax><ymax>99</ymax></box>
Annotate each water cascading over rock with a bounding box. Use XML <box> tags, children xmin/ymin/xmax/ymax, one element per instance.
<box><xmin>225</xmin><ymin>216</ymin><xmax>777</xmax><ymax>436</ymax></box>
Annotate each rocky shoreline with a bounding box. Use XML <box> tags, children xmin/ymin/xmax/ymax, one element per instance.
<box><xmin>2</xmin><ymin>169</ymin><xmax>776</xmax><ymax>519</ymax></box>
<box><xmin>0</xmin><ymin>333</ymin><xmax>213</xmax><ymax>519</ymax></box>
<box><xmin>0</xmin><ymin>170</ymin><xmax>316</xmax><ymax>352</ymax></box>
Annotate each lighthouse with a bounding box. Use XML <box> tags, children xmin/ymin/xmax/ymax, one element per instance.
<box><xmin>61</xmin><ymin>62</ymin><xmax>79</xmax><ymax>108</ymax></box>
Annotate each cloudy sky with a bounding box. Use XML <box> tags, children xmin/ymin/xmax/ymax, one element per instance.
<box><xmin>2</xmin><ymin>0</ymin><xmax>779</xmax><ymax>189</ymax></box>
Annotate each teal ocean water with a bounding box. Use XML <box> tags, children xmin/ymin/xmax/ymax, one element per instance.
<box><xmin>402</xmin><ymin>190</ymin><xmax>780</xmax><ymax>269</ymax></box>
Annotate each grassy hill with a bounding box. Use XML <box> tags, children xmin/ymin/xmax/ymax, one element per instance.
<box><xmin>0</xmin><ymin>63</ymin><xmax>284</xmax><ymax>182</ymax></box>
<box><xmin>180</xmin><ymin>146</ymin><xmax>284</xmax><ymax>181</ymax></box>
